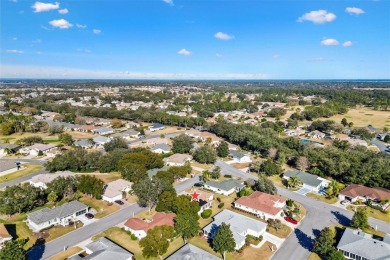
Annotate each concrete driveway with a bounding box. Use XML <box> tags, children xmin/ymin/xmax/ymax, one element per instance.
<box><xmin>77</xmin><ymin>215</ymin><xmax>98</xmax><ymax>226</ymax></box>
<box><xmin>263</xmin><ymin>232</ymin><xmax>285</xmax><ymax>249</ymax></box>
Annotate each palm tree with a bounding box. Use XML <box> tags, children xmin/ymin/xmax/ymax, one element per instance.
<box><xmin>326</xmin><ymin>180</ymin><xmax>342</xmax><ymax>198</ymax></box>
<box><xmin>288</xmin><ymin>176</ymin><xmax>302</xmax><ymax>188</ymax></box>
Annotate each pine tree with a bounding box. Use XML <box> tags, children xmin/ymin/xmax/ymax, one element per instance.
<box><xmin>212</xmin><ymin>222</ymin><xmax>236</xmax><ymax>260</ymax></box>
<box><xmin>313</xmin><ymin>227</ymin><xmax>335</xmax><ymax>258</ymax></box>
<box><xmin>350</xmin><ymin>207</ymin><xmax>370</xmax><ymax>229</ymax></box>
<box><xmin>0</xmin><ymin>239</ymin><xmax>27</xmax><ymax>260</ymax></box>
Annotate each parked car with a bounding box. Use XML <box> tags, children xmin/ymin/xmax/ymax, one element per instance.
<box><xmin>193</xmin><ymin>182</ymin><xmax>203</xmax><ymax>187</ymax></box>
<box><xmin>115</xmin><ymin>200</ymin><xmax>124</xmax><ymax>205</ymax></box>
<box><xmin>284</xmin><ymin>216</ymin><xmax>298</xmax><ymax>224</ymax></box>
<box><xmin>85</xmin><ymin>213</ymin><xmax>94</xmax><ymax>219</ymax></box>
<box><xmin>340</xmin><ymin>200</ymin><xmax>350</xmax><ymax>206</ymax></box>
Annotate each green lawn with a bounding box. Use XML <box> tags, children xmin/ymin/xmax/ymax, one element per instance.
<box><xmin>0</xmin><ymin>164</ymin><xmax>44</xmax><ymax>184</ymax></box>
<box><xmin>347</xmin><ymin>205</ymin><xmax>390</xmax><ymax>223</ymax></box>
<box><xmin>79</xmin><ymin>196</ymin><xmax>120</xmax><ymax>219</ymax></box>
<box><xmin>306</xmin><ymin>193</ymin><xmax>338</xmax><ymax>204</ymax></box>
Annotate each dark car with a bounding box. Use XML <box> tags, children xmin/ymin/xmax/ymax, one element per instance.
<box><xmin>85</xmin><ymin>213</ymin><xmax>94</xmax><ymax>219</ymax></box>
<box><xmin>193</xmin><ymin>182</ymin><xmax>203</xmax><ymax>187</ymax></box>
<box><xmin>115</xmin><ymin>200</ymin><xmax>124</xmax><ymax>205</ymax></box>
<box><xmin>284</xmin><ymin>216</ymin><xmax>298</xmax><ymax>224</ymax></box>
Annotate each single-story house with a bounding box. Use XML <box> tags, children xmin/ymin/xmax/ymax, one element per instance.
<box><xmin>20</xmin><ymin>143</ymin><xmax>57</xmax><ymax>156</ymax></box>
<box><xmin>228</xmin><ymin>150</ymin><xmax>252</xmax><ymax>164</ymax></box>
<box><xmin>0</xmin><ymin>223</ymin><xmax>12</xmax><ymax>249</ymax></box>
<box><xmin>347</xmin><ymin>139</ymin><xmax>368</xmax><ymax>147</ymax></box>
<box><xmin>92</xmin><ymin>127</ymin><xmax>114</xmax><ymax>135</ymax></box>
<box><xmin>0</xmin><ymin>143</ymin><xmax>20</xmax><ymax>155</ymax></box>
<box><xmin>92</xmin><ymin>136</ymin><xmax>112</xmax><ymax>148</ymax></box>
<box><xmin>124</xmin><ymin>212</ymin><xmax>176</xmax><ymax>239</ymax></box>
<box><xmin>147</xmin><ymin>166</ymin><xmax>169</xmax><ymax>179</ymax></box>
<box><xmin>78</xmin><ymin>125</ymin><xmax>97</xmax><ymax>133</ymax></box>
<box><xmin>285</xmin><ymin>128</ymin><xmax>306</xmax><ymax>137</ymax></box>
<box><xmin>125</xmin><ymin>122</ymin><xmax>140</xmax><ymax>129</ymax></box>
<box><xmin>166</xmin><ymin>243</ymin><xmax>219</xmax><ymax>260</ymax></box>
<box><xmin>164</xmin><ymin>154</ymin><xmax>192</xmax><ymax>166</ymax></box>
<box><xmin>283</xmin><ymin>170</ymin><xmax>330</xmax><ymax>193</ymax></box>
<box><xmin>102</xmin><ymin>179</ymin><xmax>133</xmax><ymax>203</ymax></box>
<box><xmin>75</xmin><ymin>139</ymin><xmax>93</xmax><ymax>149</ymax></box>
<box><xmin>307</xmin><ymin>130</ymin><xmax>326</xmax><ymax>139</ymax></box>
<box><xmin>199</xmin><ymin>132</ymin><xmax>222</xmax><ymax>145</ymax></box>
<box><xmin>234</xmin><ymin>191</ymin><xmax>286</xmax><ymax>220</ymax></box>
<box><xmin>203</xmin><ymin>209</ymin><xmax>267</xmax><ymax>250</ymax></box>
<box><xmin>337</xmin><ymin>228</ymin><xmax>390</xmax><ymax>260</ymax></box>
<box><xmin>29</xmin><ymin>171</ymin><xmax>76</xmax><ymax>189</ymax></box>
<box><xmin>183</xmin><ymin>189</ymin><xmax>214</xmax><ymax>214</ymax></box>
<box><xmin>204</xmin><ymin>180</ymin><xmax>245</xmax><ymax>196</ymax></box>
<box><xmin>330</xmin><ymin>134</ymin><xmax>350</xmax><ymax>141</ymax></box>
<box><xmin>185</xmin><ymin>129</ymin><xmax>202</xmax><ymax>138</ymax></box>
<box><xmin>27</xmin><ymin>201</ymin><xmax>88</xmax><ymax>231</ymax></box>
<box><xmin>151</xmin><ymin>143</ymin><xmax>171</xmax><ymax>154</ymax></box>
<box><xmin>338</xmin><ymin>184</ymin><xmax>390</xmax><ymax>203</ymax></box>
<box><xmin>69</xmin><ymin>237</ymin><xmax>134</xmax><ymax>260</ymax></box>
<box><xmin>148</xmin><ymin>123</ymin><xmax>165</xmax><ymax>132</ymax></box>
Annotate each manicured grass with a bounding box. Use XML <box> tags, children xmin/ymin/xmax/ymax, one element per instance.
<box><xmin>90</xmin><ymin>172</ymin><xmax>122</xmax><ymax>184</ymax></box>
<box><xmin>46</xmin><ymin>221</ymin><xmax>84</xmax><ymax>242</ymax></box>
<box><xmin>48</xmin><ymin>246</ymin><xmax>83</xmax><ymax>260</ymax></box>
<box><xmin>308</xmin><ymin>253</ymin><xmax>322</xmax><ymax>260</ymax></box>
<box><xmin>190</xmin><ymin>161</ymin><xmax>213</xmax><ymax>170</ymax></box>
<box><xmin>267</xmin><ymin>224</ymin><xmax>292</xmax><ymax>239</ymax></box>
<box><xmin>0</xmin><ymin>164</ymin><xmax>44</xmax><ymax>184</ymax></box>
<box><xmin>306</xmin><ymin>193</ymin><xmax>338</xmax><ymax>204</ymax></box>
<box><xmin>231</xmin><ymin>163</ymin><xmax>251</xmax><ymax>169</ymax></box>
<box><xmin>267</xmin><ymin>175</ymin><xmax>286</xmax><ymax>188</ymax></box>
<box><xmin>44</xmin><ymin>139</ymin><xmax>60</xmax><ymax>143</ymax></box>
<box><xmin>79</xmin><ymin>196</ymin><xmax>120</xmax><ymax>219</ymax></box>
<box><xmin>92</xmin><ymin>227</ymin><xmax>184</xmax><ymax>260</ymax></box>
<box><xmin>347</xmin><ymin>205</ymin><xmax>390</xmax><ymax>223</ymax></box>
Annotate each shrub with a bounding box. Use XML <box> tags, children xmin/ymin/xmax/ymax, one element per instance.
<box><xmin>218</xmin><ymin>202</ymin><xmax>224</xmax><ymax>209</ymax></box>
<box><xmin>201</xmin><ymin>209</ymin><xmax>212</xmax><ymax>219</ymax></box>
<box><xmin>224</xmin><ymin>174</ymin><xmax>232</xmax><ymax>178</ymax></box>
<box><xmin>216</xmin><ymin>197</ymin><xmax>221</xmax><ymax>202</ymax></box>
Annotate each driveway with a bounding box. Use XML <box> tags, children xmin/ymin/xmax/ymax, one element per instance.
<box><xmin>295</xmin><ymin>187</ymin><xmax>311</xmax><ymax>195</ymax></box>
<box><xmin>263</xmin><ymin>232</ymin><xmax>285</xmax><ymax>249</ymax></box>
<box><xmin>77</xmin><ymin>215</ymin><xmax>98</xmax><ymax>226</ymax></box>
<box><xmin>371</xmin><ymin>138</ymin><xmax>390</xmax><ymax>153</ymax></box>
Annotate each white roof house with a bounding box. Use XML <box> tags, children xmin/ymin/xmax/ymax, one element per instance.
<box><xmin>20</xmin><ymin>143</ymin><xmax>56</xmax><ymax>155</ymax></box>
<box><xmin>92</xmin><ymin>127</ymin><xmax>114</xmax><ymax>135</ymax></box>
<box><xmin>93</xmin><ymin>136</ymin><xmax>112</xmax><ymax>147</ymax></box>
<box><xmin>151</xmin><ymin>143</ymin><xmax>171</xmax><ymax>154</ymax></box>
<box><xmin>166</xmin><ymin>244</ymin><xmax>219</xmax><ymax>260</ymax></box>
<box><xmin>203</xmin><ymin>209</ymin><xmax>267</xmax><ymax>250</ymax></box>
<box><xmin>204</xmin><ymin>180</ymin><xmax>245</xmax><ymax>196</ymax></box>
<box><xmin>102</xmin><ymin>179</ymin><xmax>133</xmax><ymax>203</ymax></box>
<box><xmin>148</xmin><ymin>123</ymin><xmax>165</xmax><ymax>132</ymax></box>
<box><xmin>29</xmin><ymin>171</ymin><xmax>76</xmax><ymax>189</ymax></box>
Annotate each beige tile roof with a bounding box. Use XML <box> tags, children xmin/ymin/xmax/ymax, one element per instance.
<box><xmin>124</xmin><ymin>212</ymin><xmax>176</xmax><ymax>232</ymax></box>
<box><xmin>103</xmin><ymin>179</ymin><xmax>133</xmax><ymax>198</ymax></box>
<box><xmin>235</xmin><ymin>191</ymin><xmax>286</xmax><ymax>215</ymax></box>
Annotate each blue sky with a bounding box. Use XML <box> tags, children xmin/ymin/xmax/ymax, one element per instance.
<box><xmin>1</xmin><ymin>0</ymin><xmax>389</xmax><ymax>79</ymax></box>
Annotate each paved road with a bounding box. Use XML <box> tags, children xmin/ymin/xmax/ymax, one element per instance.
<box><xmin>0</xmin><ymin>159</ymin><xmax>47</xmax><ymax>189</ymax></box>
<box><xmin>371</xmin><ymin>138</ymin><xmax>389</xmax><ymax>153</ymax></box>
<box><xmin>215</xmin><ymin>160</ymin><xmax>390</xmax><ymax>260</ymax></box>
<box><xmin>28</xmin><ymin>174</ymin><xmax>200</xmax><ymax>260</ymax></box>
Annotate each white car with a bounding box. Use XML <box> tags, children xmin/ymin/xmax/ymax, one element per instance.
<box><xmin>340</xmin><ymin>200</ymin><xmax>350</xmax><ymax>206</ymax></box>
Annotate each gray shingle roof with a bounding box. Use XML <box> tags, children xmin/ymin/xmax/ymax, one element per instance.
<box><xmin>203</xmin><ymin>209</ymin><xmax>267</xmax><ymax>247</ymax></box>
<box><xmin>284</xmin><ymin>170</ymin><xmax>322</xmax><ymax>187</ymax></box>
<box><xmin>152</xmin><ymin>143</ymin><xmax>171</xmax><ymax>152</ymax></box>
<box><xmin>167</xmin><ymin>243</ymin><xmax>220</xmax><ymax>260</ymax></box>
<box><xmin>337</xmin><ymin>228</ymin><xmax>390</xmax><ymax>260</ymax></box>
<box><xmin>75</xmin><ymin>139</ymin><xmax>92</xmax><ymax>148</ymax></box>
<box><xmin>150</xmin><ymin>123</ymin><xmax>165</xmax><ymax>129</ymax></box>
<box><xmin>83</xmin><ymin>237</ymin><xmax>133</xmax><ymax>260</ymax></box>
<box><xmin>27</xmin><ymin>201</ymin><xmax>88</xmax><ymax>225</ymax></box>
<box><xmin>228</xmin><ymin>150</ymin><xmax>248</xmax><ymax>159</ymax></box>
<box><xmin>205</xmin><ymin>180</ymin><xmax>245</xmax><ymax>192</ymax></box>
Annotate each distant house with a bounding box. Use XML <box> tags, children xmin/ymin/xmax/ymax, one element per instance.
<box><xmin>92</xmin><ymin>127</ymin><xmax>114</xmax><ymax>135</ymax></box>
<box><xmin>337</xmin><ymin>228</ymin><xmax>390</xmax><ymax>260</ymax></box>
<box><xmin>78</xmin><ymin>125</ymin><xmax>97</xmax><ymax>133</ymax></box>
<box><xmin>203</xmin><ymin>209</ymin><xmax>267</xmax><ymax>250</ymax></box>
<box><xmin>147</xmin><ymin>166</ymin><xmax>169</xmax><ymax>179</ymax></box>
<box><xmin>347</xmin><ymin>139</ymin><xmax>368</xmax><ymax>147</ymax></box>
<box><xmin>20</xmin><ymin>143</ymin><xmax>56</xmax><ymax>156</ymax></box>
<box><xmin>204</xmin><ymin>180</ymin><xmax>245</xmax><ymax>196</ymax></box>
<box><xmin>0</xmin><ymin>143</ymin><xmax>20</xmax><ymax>155</ymax></box>
<box><xmin>148</xmin><ymin>123</ymin><xmax>165</xmax><ymax>132</ymax></box>
<box><xmin>151</xmin><ymin>143</ymin><xmax>171</xmax><ymax>154</ymax></box>
<box><xmin>0</xmin><ymin>223</ymin><xmax>12</xmax><ymax>249</ymax></box>
<box><xmin>338</xmin><ymin>184</ymin><xmax>390</xmax><ymax>204</ymax></box>
<box><xmin>27</xmin><ymin>201</ymin><xmax>88</xmax><ymax>231</ymax></box>
<box><xmin>75</xmin><ymin>139</ymin><xmax>93</xmax><ymax>149</ymax></box>
<box><xmin>330</xmin><ymin>134</ymin><xmax>350</xmax><ymax>141</ymax></box>
<box><xmin>228</xmin><ymin>150</ymin><xmax>252</xmax><ymax>163</ymax></box>
<box><xmin>124</xmin><ymin>212</ymin><xmax>176</xmax><ymax>239</ymax></box>
<box><xmin>29</xmin><ymin>171</ymin><xmax>75</xmax><ymax>189</ymax></box>
<box><xmin>102</xmin><ymin>179</ymin><xmax>133</xmax><ymax>203</ymax></box>
<box><xmin>111</xmin><ymin>129</ymin><xmax>140</xmax><ymax>140</ymax></box>
<box><xmin>285</xmin><ymin>128</ymin><xmax>306</xmax><ymax>137</ymax></box>
<box><xmin>199</xmin><ymin>132</ymin><xmax>222</xmax><ymax>145</ymax></box>
<box><xmin>185</xmin><ymin>129</ymin><xmax>202</xmax><ymax>138</ymax></box>
<box><xmin>283</xmin><ymin>170</ymin><xmax>330</xmax><ymax>193</ymax></box>
<box><xmin>92</xmin><ymin>136</ymin><xmax>111</xmax><ymax>148</ymax></box>
<box><xmin>234</xmin><ymin>191</ymin><xmax>286</xmax><ymax>220</ymax></box>
<box><xmin>183</xmin><ymin>189</ymin><xmax>214</xmax><ymax>214</ymax></box>
<box><xmin>69</xmin><ymin>237</ymin><xmax>134</xmax><ymax>260</ymax></box>
<box><xmin>307</xmin><ymin>130</ymin><xmax>326</xmax><ymax>139</ymax></box>
<box><xmin>166</xmin><ymin>244</ymin><xmax>219</xmax><ymax>260</ymax></box>
<box><xmin>164</xmin><ymin>153</ymin><xmax>192</xmax><ymax>166</ymax></box>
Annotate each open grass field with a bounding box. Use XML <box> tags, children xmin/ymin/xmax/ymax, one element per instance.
<box><xmin>0</xmin><ymin>164</ymin><xmax>44</xmax><ymax>184</ymax></box>
<box><xmin>0</xmin><ymin>131</ymin><xmax>96</xmax><ymax>144</ymax></box>
<box><xmin>318</xmin><ymin>107</ymin><xmax>390</xmax><ymax>129</ymax></box>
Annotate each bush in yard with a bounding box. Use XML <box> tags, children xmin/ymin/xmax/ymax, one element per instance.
<box><xmin>216</xmin><ymin>197</ymin><xmax>221</xmax><ymax>202</ymax></box>
<box><xmin>201</xmin><ymin>209</ymin><xmax>212</xmax><ymax>219</ymax></box>
<box><xmin>218</xmin><ymin>202</ymin><xmax>224</xmax><ymax>208</ymax></box>
<box><xmin>224</xmin><ymin>174</ymin><xmax>232</xmax><ymax>178</ymax></box>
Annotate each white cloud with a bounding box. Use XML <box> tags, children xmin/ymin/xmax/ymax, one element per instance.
<box><xmin>12</xmin><ymin>37</ymin><xmax>17</xmax><ymax>41</ymax></box>
<box><xmin>76</xmin><ymin>24</ymin><xmax>87</xmax><ymax>29</ymax></box>
<box><xmin>216</xmin><ymin>53</ymin><xmax>223</xmax><ymax>58</ymax></box>
<box><xmin>343</xmin><ymin>41</ymin><xmax>353</xmax><ymax>47</ymax></box>
<box><xmin>92</xmin><ymin>29</ymin><xmax>101</xmax><ymax>34</ymax></box>
<box><xmin>77</xmin><ymin>48</ymin><xmax>92</xmax><ymax>53</ymax></box>
<box><xmin>0</xmin><ymin>64</ymin><xmax>270</xmax><ymax>80</ymax></box>
<box><xmin>32</xmin><ymin>2</ymin><xmax>59</xmax><ymax>13</ymax></box>
<box><xmin>36</xmin><ymin>51</ymin><xmax>43</xmax><ymax>55</ymax></box>
<box><xmin>9</xmin><ymin>0</ymin><xmax>18</xmax><ymax>3</ymax></box>
<box><xmin>58</xmin><ymin>8</ymin><xmax>68</xmax><ymax>14</ymax></box>
<box><xmin>214</xmin><ymin>32</ymin><xmax>234</xmax><ymax>40</ymax></box>
<box><xmin>308</xmin><ymin>57</ymin><xmax>328</xmax><ymax>62</ymax></box>
<box><xmin>321</xmin><ymin>38</ymin><xmax>339</xmax><ymax>46</ymax></box>
<box><xmin>178</xmin><ymin>48</ymin><xmax>192</xmax><ymax>56</ymax></box>
<box><xmin>346</xmin><ymin>7</ymin><xmax>365</xmax><ymax>15</ymax></box>
<box><xmin>272</xmin><ymin>54</ymin><xmax>280</xmax><ymax>59</ymax></box>
<box><xmin>6</xmin><ymin>50</ymin><xmax>24</xmax><ymax>54</ymax></box>
<box><xmin>49</xmin><ymin>19</ymin><xmax>73</xmax><ymax>29</ymax></box>
<box><xmin>162</xmin><ymin>0</ymin><xmax>173</xmax><ymax>5</ymax></box>
<box><xmin>298</xmin><ymin>10</ymin><xmax>336</xmax><ymax>24</ymax></box>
